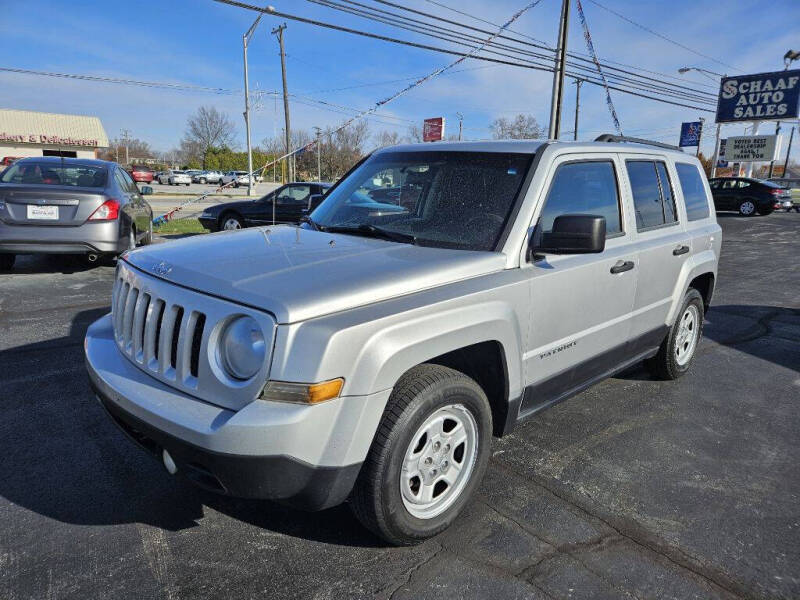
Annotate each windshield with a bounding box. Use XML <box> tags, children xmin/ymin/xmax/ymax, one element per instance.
<box><xmin>0</xmin><ymin>162</ymin><xmax>108</xmax><ymax>187</ymax></box>
<box><xmin>310</xmin><ymin>151</ymin><xmax>532</xmax><ymax>251</ymax></box>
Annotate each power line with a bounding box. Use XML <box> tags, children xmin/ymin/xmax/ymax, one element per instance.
<box><xmin>212</xmin><ymin>0</ymin><xmax>716</xmax><ymax>112</ymax></box>
<box><xmin>586</xmin><ymin>0</ymin><xmax>740</xmax><ymax>72</ymax></box>
<box><xmin>309</xmin><ymin>0</ymin><xmax>717</xmax><ymax>103</ymax></box>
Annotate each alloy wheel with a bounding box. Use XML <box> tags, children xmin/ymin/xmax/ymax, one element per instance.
<box><xmin>675</xmin><ymin>304</ymin><xmax>700</xmax><ymax>366</ymax></box>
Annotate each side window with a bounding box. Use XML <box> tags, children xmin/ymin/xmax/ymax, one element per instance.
<box><xmin>722</xmin><ymin>180</ymin><xmax>737</xmax><ymax>189</ymax></box>
<box><xmin>626</xmin><ymin>160</ymin><xmax>679</xmax><ymax>230</ymax></box>
<box><xmin>278</xmin><ymin>185</ymin><xmax>311</xmax><ymax>203</ymax></box>
<box><xmin>675</xmin><ymin>163</ymin><xmax>711</xmax><ymax>221</ymax></box>
<box><xmin>738</xmin><ymin>180</ymin><xmax>751</xmax><ymax>188</ymax></box>
<box><xmin>626</xmin><ymin>161</ymin><xmax>664</xmax><ymax>230</ymax></box>
<box><xmin>655</xmin><ymin>162</ymin><xmax>678</xmax><ymax>223</ymax></box>
<box><xmin>538</xmin><ymin>161</ymin><xmax>622</xmax><ymax>237</ymax></box>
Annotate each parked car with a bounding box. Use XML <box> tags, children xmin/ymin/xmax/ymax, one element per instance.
<box><xmin>0</xmin><ymin>157</ymin><xmax>153</xmax><ymax>270</ymax></box>
<box><xmin>157</xmin><ymin>170</ymin><xmax>191</xmax><ymax>186</ymax></box>
<box><xmin>767</xmin><ymin>177</ymin><xmax>800</xmax><ymax>212</ymax></box>
<box><xmin>192</xmin><ymin>170</ymin><xmax>223</xmax><ymax>184</ymax></box>
<box><xmin>707</xmin><ymin>177</ymin><xmax>789</xmax><ymax>215</ymax></box>
<box><xmin>220</xmin><ymin>171</ymin><xmax>254</xmax><ymax>187</ymax></box>
<box><xmin>85</xmin><ymin>138</ymin><xmax>720</xmax><ymax>545</ymax></box>
<box><xmin>199</xmin><ymin>182</ymin><xmax>332</xmax><ymax>230</ymax></box>
<box><xmin>127</xmin><ymin>164</ymin><xmax>154</xmax><ymax>184</ymax></box>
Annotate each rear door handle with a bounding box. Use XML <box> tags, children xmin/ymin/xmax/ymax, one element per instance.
<box><xmin>610</xmin><ymin>260</ymin><xmax>634</xmax><ymax>274</ymax></box>
<box><xmin>673</xmin><ymin>245</ymin><xmax>690</xmax><ymax>256</ymax></box>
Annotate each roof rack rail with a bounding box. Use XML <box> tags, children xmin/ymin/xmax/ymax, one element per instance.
<box><xmin>594</xmin><ymin>134</ymin><xmax>680</xmax><ymax>151</ymax></box>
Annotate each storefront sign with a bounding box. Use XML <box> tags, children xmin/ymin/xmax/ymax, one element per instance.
<box><xmin>679</xmin><ymin>121</ymin><xmax>703</xmax><ymax>147</ymax></box>
<box><xmin>716</xmin><ymin>70</ymin><xmax>800</xmax><ymax>123</ymax></box>
<box><xmin>0</xmin><ymin>132</ymin><xmax>99</xmax><ymax>146</ymax></box>
<box><xmin>722</xmin><ymin>135</ymin><xmax>780</xmax><ymax>162</ymax></box>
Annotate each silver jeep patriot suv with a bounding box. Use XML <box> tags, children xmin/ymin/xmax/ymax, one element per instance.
<box><xmin>85</xmin><ymin>138</ymin><xmax>721</xmax><ymax>545</ymax></box>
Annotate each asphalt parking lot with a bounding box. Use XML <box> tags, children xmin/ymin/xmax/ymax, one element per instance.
<box><xmin>0</xmin><ymin>213</ymin><xmax>798</xmax><ymax>600</ymax></box>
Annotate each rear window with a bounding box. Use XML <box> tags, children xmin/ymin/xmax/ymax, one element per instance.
<box><xmin>675</xmin><ymin>164</ymin><xmax>711</xmax><ymax>221</ymax></box>
<box><xmin>131</xmin><ymin>165</ymin><xmax>152</xmax><ymax>173</ymax></box>
<box><xmin>0</xmin><ymin>162</ymin><xmax>108</xmax><ymax>187</ymax></box>
<box><xmin>758</xmin><ymin>179</ymin><xmax>784</xmax><ymax>189</ymax></box>
<box><xmin>626</xmin><ymin>160</ymin><xmax>678</xmax><ymax>230</ymax></box>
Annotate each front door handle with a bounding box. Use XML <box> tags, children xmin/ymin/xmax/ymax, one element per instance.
<box><xmin>673</xmin><ymin>245</ymin><xmax>690</xmax><ymax>256</ymax></box>
<box><xmin>610</xmin><ymin>260</ymin><xmax>634</xmax><ymax>274</ymax></box>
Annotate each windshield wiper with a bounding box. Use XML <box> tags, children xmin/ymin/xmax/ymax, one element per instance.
<box><xmin>325</xmin><ymin>224</ymin><xmax>417</xmax><ymax>245</ymax></box>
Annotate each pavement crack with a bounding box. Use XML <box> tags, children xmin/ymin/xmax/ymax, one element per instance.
<box><xmin>489</xmin><ymin>457</ymin><xmax>749</xmax><ymax>600</ymax></box>
<box><xmin>381</xmin><ymin>543</ymin><xmax>444</xmax><ymax>600</ymax></box>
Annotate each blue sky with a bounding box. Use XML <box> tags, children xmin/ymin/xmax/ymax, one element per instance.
<box><xmin>1</xmin><ymin>0</ymin><xmax>799</xmax><ymax>163</ymax></box>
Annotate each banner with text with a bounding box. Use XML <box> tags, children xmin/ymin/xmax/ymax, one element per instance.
<box><xmin>679</xmin><ymin>121</ymin><xmax>703</xmax><ymax>147</ymax></box>
<box><xmin>722</xmin><ymin>135</ymin><xmax>780</xmax><ymax>162</ymax></box>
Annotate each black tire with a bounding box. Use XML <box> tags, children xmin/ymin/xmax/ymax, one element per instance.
<box><xmin>199</xmin><ymin>178</ymin><xmax>207</xmax><ymax>184</ymax></box>
<box><xmin>350</xmin><ymin>364</ymin><xmax>492</xmax><ymax>546</ymax></box>
<box><xmin>219</xmin><ymin>212</ymin><xmax>245</xmax><ymax>231</ymax></box>
<box><xmin>143</xmin><ymin>221</ymin><xmax>153</xmax><ymax>245</ymax></box>
<box><xmin>0</xmin><ymin>253</ymin><xmax>15</xmax><ymax>272</ymax></box>
<box><xmin>738</xmin><ymin>199</ymin><xmax>757</xmax><ymax>216</ymax></box>
<box><xmin>645</xmin><ymin>288</ymin><xmax>705</xmax><ymax>380</ymax></box>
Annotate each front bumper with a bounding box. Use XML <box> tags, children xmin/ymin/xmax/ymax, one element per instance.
<box><xmin>0</xmin><ymin>220</ymin><xmax>124</xmax><ymax>254</ymax></box>
<box><xmin>85</xmin><ymin>314</ymin><xmax>384</xmax><ymax>510</ymax></box>
<box><xmin>198</xmin><ymin>215</ymin><xmax>218</xmax><ymax>231</ymax></box>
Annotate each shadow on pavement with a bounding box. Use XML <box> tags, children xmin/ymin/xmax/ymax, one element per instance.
<box><xmin>5</xmin><ymin>254</ymin><xmax>113</xmax><ymax>274</ymax></box>
<box><xmin>0</xmin><ymin>307</ymin><xmax>381</xmax><ymax>547</ymax></box>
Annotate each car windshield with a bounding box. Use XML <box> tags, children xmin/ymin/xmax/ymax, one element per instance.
<box><xmin>310</xmin><ymin>151</ymin><xmax>532</xmax><ymax>251</ymax></box>
<box><xmin>0</xmin><ymin>162</ymin><xmax>108</xmax><ymax>187</ymax></box>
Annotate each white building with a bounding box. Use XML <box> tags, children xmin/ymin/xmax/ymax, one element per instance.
<box><xmin>0</xmin><ymin>108</ymin><xmax>109</xmax><ymax>161</ymax></box>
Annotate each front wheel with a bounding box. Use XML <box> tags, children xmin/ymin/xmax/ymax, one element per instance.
<box><xmin>199</xmin><ymin>178</ymin><xmax>207</xmax><ymax>184</ymax></box>
<box><xmin>220</xmin><ymin>214</ymin><xmax>244</xmax><ymax>230</ymax></box>
<box><xmin>350</xmin><ymin>364</ymin><xmax>492</xmax><ymax>545</ymax></box>
<box><xmin>645</xmin><ymin>288</ymin><xmax>704</xmax><ymax>380</ymax></box>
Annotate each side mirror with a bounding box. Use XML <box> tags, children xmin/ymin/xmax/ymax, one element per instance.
<box><xmin>307</xmin><ymin>193</ymin><xmax>324</xmax><ymax>210</ymax></box>
<box><xmin>140</xmin><ymin>185</ymin><xmax>153</xmax><ymax>196</ymax></box>
<box><xmin>530</xmin><ymin>214</ymin><xmax>606</xmax><ymax>255</ymax></box>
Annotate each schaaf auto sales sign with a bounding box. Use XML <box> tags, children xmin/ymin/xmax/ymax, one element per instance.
<box><xmin>716</xmin><ymin>69</ymin><xmax>800</xmax><ymax>123</ymax></box>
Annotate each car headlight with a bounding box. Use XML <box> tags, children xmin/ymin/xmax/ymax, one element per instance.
<box><xmin>219</xmin><ymin>316</ymin><xmax>266</xmax><ymax>380</ymax></box>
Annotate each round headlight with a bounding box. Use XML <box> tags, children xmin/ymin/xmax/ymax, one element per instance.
<box><xmin>219</xmin><ymin>316</ymin><xmax>266</xmax><ymax>380</ymax></box>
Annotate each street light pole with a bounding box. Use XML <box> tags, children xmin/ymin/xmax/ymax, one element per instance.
<box><xmin>242</xmin><ymin>9</ymin><xmax>266</xmax><ymax>197</ymax></box>
<box><xmin>710</xmin><ymin>122</ymin><xmax>722</xmax><ymax>178</ymax></box>
<box><xmin>456</xmin><ymin>112</ymin><xmax>463</xmax><ymax>141</ymax></box>
<box><xmin>696</xmin><ymin>117</ymin><xmax>705</xmax><ymax>157</ymax></box>
<box><xmin>782</xmin><ymin>125</ymin><xmax>795</xmax><ymax>177</ymax></box>
<box><xmin>548</xmin><ymin>0</ymin><xmax>570</xmax><ymax>140</ymax></box>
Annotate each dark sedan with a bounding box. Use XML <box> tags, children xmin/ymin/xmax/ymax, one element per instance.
<box><xmin>199</xmin><ymin>182</ymin><xmax>332</xmax><ymax>231</ymax></box>
<box><xmin>707</xmin><ymin>177</ymin><xmax>790</xmax><ymax>216</ymax></box>
<box><xmin>0</xmin><ymin>157</ymin><xmax>153</xmax><ymax>271</ymax></box>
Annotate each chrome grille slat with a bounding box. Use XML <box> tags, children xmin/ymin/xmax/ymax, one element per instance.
<box><xmin>122</xmin><ymin>287</ymin><xmax>139</xmax><ymax>350</ymax></box>
<box><xmin>143</xmin><ymin>299</ymin><xmax>163</xmax><ymax>368</ymax></box>
<box><xmin>132</xmin><ymin>293</ymin><xmax>149</xmax><ymax>361</ymax></box>
<box><xmin>176</xmin><ymin>311</ymin><xmax>199</xmax><ymax>383</ymax></box>
<box><xmin>110</xmin><ymin>262</ymin><xmax>275</xmax><ymax>410</ymax></box>
<box><xmin>158</xmin><ymin>305</ymin><xmax>180</xmax><ymax>378</ymax></box>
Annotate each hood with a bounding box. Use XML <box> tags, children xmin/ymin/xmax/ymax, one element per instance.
<box><xmin>125</xmin><ymin>226</ymin><xmax>506</xmax><ymax>323</ymax></box>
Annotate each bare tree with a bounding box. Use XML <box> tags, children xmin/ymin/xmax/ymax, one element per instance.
<box><xmin>100</xmin><ymin>136</ymin><xmax>154</xmax><ymax>164</ymax></box>
<box><xmin>375</xmin><ymin>130</ymin><xmax>401</xmax><ymax>147</ymax></box>
<box><xmin>490</xmin><ymin>114</ymin><xmax>543</xmax><ymax>139</ymax></box>
<box><xmin>405</xmin><ymin>124</ymin><xmax>423</xmax><ymax>143</ymax></box>
<box><xmin>182</xmin><ymin>106</ymin><xmax>237</xmax><ymax>168</ymax></box>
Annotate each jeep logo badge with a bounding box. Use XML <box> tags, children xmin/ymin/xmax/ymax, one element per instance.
<box><xmin>152</xmin><ymin>261</ymin><xmax>172</xmax><ymax>276</ymax></box>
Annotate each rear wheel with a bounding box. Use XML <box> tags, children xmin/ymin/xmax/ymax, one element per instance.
<box><xmin>738</xmin><ymin>199</ymin><xmax>756</xmax><ymax>216</ymax></box>
<box><xmin>350</xmin><ymin>364</ymin><xmax>492</xmax><ymax>545</ymax></box>
<box><xmin>0</xmin><ymin>254</ymin><xmax>15</xmax><ymax>272</ymax></box>
<box><xmin>645</xmin><ymin>288</ymin><xmax>704</xmax><ymax>380</ymax></box>
<box><xmin>199</xmin><ymin>177</ymin><xmax>207</xmax><ymax>184</ymax></box>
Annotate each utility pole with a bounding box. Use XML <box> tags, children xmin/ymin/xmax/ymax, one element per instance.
<box><xmin>696</xmin><ymin>117</ymin><xmax>705</xmax><ymax>158</ymax></box>
<box><xmin>272</xmin><ymin>24</ymin><xmax>292</xmax><ymax>183</ymax></box>
<box><xmin>572</xmin><ymin>79</ymin><xmax>583</xmax><ymax>141</ymax></box>
<box><xmin>782</xmin><ymin>126</ymin><xmax>795</xmax><ymax>177</ymax></box>
<box><xmin>548</xmin><ymin>0</ymin><xmax>571</xmax><ymax>140</ymax></box>
<box><xmin>120</xmin><ymin>129</ymin><xmax>130</xmax><ymax>166</ymax></box>
<box><xmin>313</xmin><ymin>126</ymin><xmax>322</xmax><ymax>181</ymax></box>
<box><xmin>456</xmin><ymin>112</ymin><xmax>463</xmax><ymax>141</ymax></box>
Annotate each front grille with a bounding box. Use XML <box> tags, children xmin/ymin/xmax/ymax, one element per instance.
<box><xmin>110</xmin><ymin>261</ymin><xmax>276</xmax><ymax>411</ymax></box>
<box><xmin>112</xmin><ymin>277</ymin><xmax>205</xmax><ymax>387</ymax></box>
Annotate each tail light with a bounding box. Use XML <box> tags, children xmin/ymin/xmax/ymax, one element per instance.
<box><xmin>88</xmin><ymin>199</ymin><xmax>120</xmax><ymax>221</ymax></box>
<box><xmin>770</xmin><ymin>189</ymin><xmax>784</xmax><ymax>196</ymax></box>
